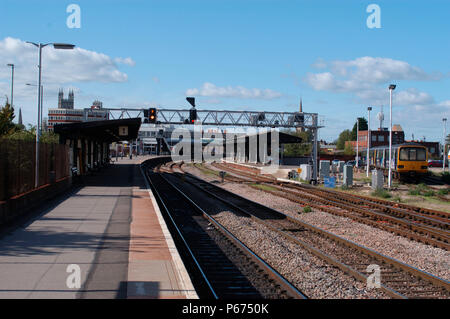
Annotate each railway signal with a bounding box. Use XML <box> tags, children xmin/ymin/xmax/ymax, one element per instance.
<box><xmin>149</xmin><ymin>108</ymin><xmax>157</xmax><ymax>124</ymax></box>
<box><xmin>186</xmin><ymin>97</ymin><xmax>197</xmax><ymax>124</ymax></box>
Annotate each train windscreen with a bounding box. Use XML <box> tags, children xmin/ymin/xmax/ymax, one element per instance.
<box><xmin>399</xmin><ymin>147</ymin><xmax>426</xmax><ymax>161</ymax></box>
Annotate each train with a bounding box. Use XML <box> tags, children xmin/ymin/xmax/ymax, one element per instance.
<box><xmin>368</xmin><ymin>143</ymin><xmax>429</xmax><ymax>179</ymax></box>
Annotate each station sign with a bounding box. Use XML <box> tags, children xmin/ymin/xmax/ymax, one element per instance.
<box><xmin>119</xmin><ymin>126</ymin><xmax>128</xmax><ymax>136</ymax></box>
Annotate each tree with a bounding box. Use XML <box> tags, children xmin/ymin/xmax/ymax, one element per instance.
<box><xmin>336</xmin><ymin>129</ymin><xmax>353</xmax><ymax>150</ymax></box>
<box><xmin>344</xmin><ymin>142</ymin><xmax>355</xmax><ymax>155</ymax></box>
<box><xmin>351</xmin><ymin>117</ymin><xmax>368</xmax><ymax>141</ymax></box>
<box><xmin>0</xmin><ymin>100</ymin><xmax>16</xmax><ymax>136</ymax></box>
<box><xmin>282</xmin><ymin>129</ymin><xmax>313</xmax><ymax>156</ymax></box>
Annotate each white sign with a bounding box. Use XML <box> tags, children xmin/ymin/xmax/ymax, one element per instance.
<box><xmin>119</xmin><ymin>126</ymin><xmax>128</xmax><ymax>136</ymax></box>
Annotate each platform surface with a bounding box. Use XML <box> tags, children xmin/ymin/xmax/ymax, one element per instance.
<box><xmin>0</xmin><ymin>156</ymin><xmax>197</xmax><ymax>299</ymax></box>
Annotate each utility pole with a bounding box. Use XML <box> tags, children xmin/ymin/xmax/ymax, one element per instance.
<box><xmin>388</xmin><ymin>84</ymin><xmax>396</xmax><ymax>189</ymax></box>
<box><xmin>356</xmin><ymin>119</ymin><xmax>359</xmax><ymax>169</ymax></box>
<box><xmin>366</xmin><ymin>107</ymin><xmax>372</xmax><ymax>177</ymax></box>
<box><xmin>444</xmin><ymin>118</ymin><xmax>447</xmax><ymax>172</ymax></box>
<box><xmin>7</xmin><ymin>64</ymin><xmax>14</xmax><ymax>109</ymax></box>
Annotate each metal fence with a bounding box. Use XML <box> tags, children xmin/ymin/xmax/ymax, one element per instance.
<box><xmin>0</xmin><ymin>140</ymin><xmax>70</xmax><ymax>201</ymax></box>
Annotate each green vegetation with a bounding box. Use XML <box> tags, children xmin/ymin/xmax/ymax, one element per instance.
<box><xmin>423</xmin><ymin>190</ymin><xmax>436</xmax><ymax>197</ymax></box>
<box><xmin>341</xmin><ymin>184</ymin><xmax>349</xmax><ymax>190</ymax></box>
<box><xmin>303</xmin><ymin>206</ymin><xmax>312</xmax><ymax>213</ymax></box>
<box><xmin>0</xmin><ymin>101</ymin><xmax>59</xmax><ymax>143</ymax></box>
<box><xmin>351</xmin><ymin>117</ymin><xmax>368</xmax><ymax>141</ymax></box>
<box><xmin>408</xmin><ymin>183</ymin><xmax>429</xmax><ymax>196</ymax></box>
<box><xmin>437</xmin><ymin>189</ymin><xmax>449</xmax><ymax>196</ymax></box>
<box><xmin>393</xmin><ymin>196</ymin><xmax>402</xmax><ymax>203</ymax></box>
<box><xmin>335</xmin><ymin>118</ymin><xmax>368</xmax><ymax>151</ymax></box>
<box><xmin>336</xmin><ymin>129</ymin><xmax>352</xmax><ymax>150</ymax></box>
<box><xmin>193</xmin><ymin>163</ymin><xmax>220</xmax><ymax>177</ymax></box>
<box><xmin>282</xmin><ymin>129</ymin><xmax>313</xmax><ymax>156</ymax></box>
<box><xmin>371</xmin><ymin>188</ymin><xmax>392</xmax><ymax>199</ymax></box>
<box><xmin>250</xmin><ymin>183</ymin><xmax>278</xmax><ymax>192</ymax></box>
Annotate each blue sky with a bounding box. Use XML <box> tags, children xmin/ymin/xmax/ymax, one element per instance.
<box><xmin>0</xmin><ymin>0</ymin><xmax>449</xmax><ymax>142</ymax></box>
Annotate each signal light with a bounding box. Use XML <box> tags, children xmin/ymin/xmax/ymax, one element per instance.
<box><xmin>189</xmin><ymin>108</ymin><xmax>197</xmax><ymax>124</ymax></box>
<box><xmin>149</xmin><ymin>108</ymin><xmax>157</xmax><ymax>123</ymax></box>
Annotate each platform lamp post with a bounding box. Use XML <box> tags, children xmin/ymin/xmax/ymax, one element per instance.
<box><xmin>26</xmin><ymin>83</ymin><xmax>44</xmax><ymax>134</ymax></box>
<box><xmin>443</xmin><ymin>118</ymin><xmax>447</xmax><ymax>172</ymax></box>
<box><xmin>366</xmin><ymin>107</ymin><xmax>372</xmax><ymax>177</ymax></box>
<box><xmin>388</xmin><ymin>84</ymin><xmax>396</xmax><ymax>189</ymax></box>
<box><xmin>356</xmin><ymin>119</ymin><xmax>359</xmax><ymax>169</ymax></box>
<box><xmin>26</xmin><ymin>42</ymin><xmax>75</xmax><ymax>188</ymax></box>
<box><xmin>6</xmin><ymin>64</ymin><xmax>14</xmax><ymax>109</ymax></box>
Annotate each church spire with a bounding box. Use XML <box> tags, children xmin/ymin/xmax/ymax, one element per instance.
<box><xmin>18</xmin><ymin>108</ymin><xmax>22</xmax><ymax>126</ymax></box>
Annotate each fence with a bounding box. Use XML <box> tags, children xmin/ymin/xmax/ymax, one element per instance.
<box><xmin>0</xmin><ymin>139</ymin><xmax>70</xmax><ymax>201</ymax></box>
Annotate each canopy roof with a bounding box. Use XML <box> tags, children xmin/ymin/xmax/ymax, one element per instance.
<box><xmin>54</xmin><ymin>118</ymin><xmax>141</xmax><ymax>143</ymax></box>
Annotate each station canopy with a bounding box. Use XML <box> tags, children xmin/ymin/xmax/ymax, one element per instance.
<box><xmin>54</xmin><ymin>118</ymin><xmax>142</xmax><ymax>143</ymax></box>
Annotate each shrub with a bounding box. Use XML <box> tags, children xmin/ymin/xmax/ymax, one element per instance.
<box><xmin>437</xmin><ymin>189</ymin><xmax>449</xmax><ymax>196</ymax></box>
<box><xmin>371</xmin><ymin>188</ymin><xmax>392</xmax><ymax>198</ymax></box>
<box><xmin>303</xmin><ymin>206</ymin><xmax>312</xmax><ymax>213</ymax></box>
<box><xmin>423</xmin><ymin>190</ymin><xmax>435</xmax><ymax>197</ymax></box>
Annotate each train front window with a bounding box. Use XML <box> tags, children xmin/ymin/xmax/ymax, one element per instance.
<box><xmin>399</xmin><ymin>147</ymin><xmax>426</xmax><ymax>161</ymax></box>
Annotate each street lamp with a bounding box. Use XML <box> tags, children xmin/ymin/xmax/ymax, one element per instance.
<box><xmin>26</xmin><ymin>42</ymin><xmax>75</xmax><ymax>188</ymax></box>
<box><xmin>443</xmin><ymin>118</ymin><xmax>447</xmax><ymax>172</ymax></box>
<box><xmin>388</xmin><ymin>84</ymin><xmax>396</xmax><ymax>189</ymax></box>
<box><xmin>366</xmin><ymin>107</ymin><xmax>372</xmax><ymax>177</ymax></box>
<box><xmin>26</xmin><ymin>83</ymin><xmax>44</xmax><ymax>134</ymax></box>
<box><xmin>6</xmin><ymin>64</ymin><xmax>14</xmax><ymax>109</ymax></box>
<box><xmin>356</xmin><ymin>119</ymin><xmax>359</xmax><ymax>168</ymax></box>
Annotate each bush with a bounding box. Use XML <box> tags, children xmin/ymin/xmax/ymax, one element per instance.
<box><xmin>423</xmin><ymin>190</ymin><xmax>435</xmax><ymax>197</ymax></box>
<box><xmin>437</xmin><ymin>189</ymin><xmax>449</xmax><ymax>196</ymax></box>
<box><xmin>408</xmin><ymin>188</ymin><xmax>421</xmax><ymax>196</ymax></box>
<box><xmin>303</xmin><ymin>206</ymin><xmax>312</xmax><ymax>213</ymax></box>
<box><xmin>371</xmin><ymin>188</ymin><xmax>392</xmax><ymax>198</ymax></box>
<box><xmin>393</xmin><ymin>196</ymin><xmax>402</xmax><ymax>203</ymax></box>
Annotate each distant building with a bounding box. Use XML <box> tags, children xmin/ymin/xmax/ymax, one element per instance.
<box><xmin>58</xmin><ymin>89</ymin><xmax>74</xmax><ymax>109</ymax></box>
<box><xmin>346</xmin><ymin>125</ymin><xmax>405</xmax><ymax>151</ymax></box>
<box><xmin>48</xmin><ymin>90</ymin><xmax>108</xmax><ymax>131</ymax></box>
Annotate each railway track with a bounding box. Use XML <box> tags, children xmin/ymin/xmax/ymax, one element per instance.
<box><xmin>144</xmin><ymin>160</ymin><xmax>307</xmax><ymax>299</ymax></box>
<box><xmin>209</xmin><ymin>162</ymin><xmax>450</xmax><ymax>250</ymax></box>
<box><xmin>164</xmin><ymin>164</ymin><xmax>450</xmax><ymax>299</ymax></box>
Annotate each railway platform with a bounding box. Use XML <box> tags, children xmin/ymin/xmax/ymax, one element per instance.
<box><xmin>0</xmin><ymin>156</ymin><xmax>197</xmax><ymax>299</ymax></box>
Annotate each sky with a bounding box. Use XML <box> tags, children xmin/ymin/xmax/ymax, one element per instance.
<box><xmin>0</xmin><ymin>0</ymin><xmax>449</xmax><ymax>142</ymax></box>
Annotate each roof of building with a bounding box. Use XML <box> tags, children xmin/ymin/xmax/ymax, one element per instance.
<box><xmin>54</xmin><ymin>118</ymin><xmax>141</xmax><ymax>142</ymax></box>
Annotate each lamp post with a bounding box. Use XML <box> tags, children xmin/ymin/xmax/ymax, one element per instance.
<box><xmin>26</xmin><ymin>42</ymin><xmax>75</xmax><ymax>188</ymax></box>
<box><xmin>356</xmin><ymin>119</ymin><xmax>359</xmax><ymax>169</ymax></box>
<box><xmin>444</xmin><ymin>118</ymin><xmax>447</xmax><ymax>172</ymax></box>
<box><xmin>366</xmin><ymin>107</ymin><xmax>372</xmax><ymax>177</ymax></box>
<box><xmin>388</xmin><ymin>84</ymin><xmax>396</xmax><ymax>189</ymax></box>
<box><xmin>6</xmin><ymin>64</ymin><xmax>14</xmax><ymax>109</ymax></box>
<box><xmin>26</xmin><ymin>84</ymin><xmax>44</xmax><ymax>134</ymax></box>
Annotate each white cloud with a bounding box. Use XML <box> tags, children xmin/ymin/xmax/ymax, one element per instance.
<box><xmin>0</xmin><ymin>37</ymin><xmax>131</xmax><ymax>85</ymax></box>
<box><xmin>186</xmin><ymin>82</ymin><xmax>282</xmax><ymax>100</ymax></box>
<box><xmin>304</xmin><ymin>56</ymin><xmax>445</xmax><ymax>107</ymax></box>
<box><xmin>114</xmin><ymin>57</ymin><xmax>136</xmax><ymax>67</ymax></box>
